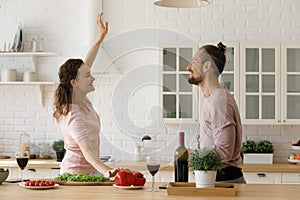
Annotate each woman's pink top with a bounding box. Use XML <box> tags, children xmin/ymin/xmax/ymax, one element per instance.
<box><xmin>60</xmin><ymin>97</ymin><xmax>100</xmax><ymax>174</ymax></box>
<box><xmin>200</xmin><ymin>88</ymin><xmax>242</xmax><ymax>167</ymax></box>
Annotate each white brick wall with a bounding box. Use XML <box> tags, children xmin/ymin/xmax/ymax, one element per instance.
<box><xmin>0</xmin><ymin>0</ymin><xmax>299</xmax><ymax>163</ymax></box>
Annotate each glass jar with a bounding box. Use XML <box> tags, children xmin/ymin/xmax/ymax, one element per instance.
<box><xmin>31</xmin><ymin>36</ymin><xmax>44</xmax><ymax>52</ymax></box>
<box><xmin>20</xmin><ymin>132</ymin><xmax>30</xmax><ymax>153</ymax></box>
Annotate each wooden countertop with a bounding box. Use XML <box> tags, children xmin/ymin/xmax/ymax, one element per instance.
<box><xmin>0</xmin><ymin>182</ymin><xmax>299</xmax><ymax>199</ymax></box>
<box><xmin>1</xmin><ymin>158</ymin><xmax>300</xmax><ymax>173</ymax></box>
<box><xmin>0</xmin><ymin>159</ymin><xmax>60</xmax><ymax>169</ymax></box>
<box><xmin>241</xmin><ymin>163</ymin><xmax>300</xmax><ymax>173</ymax></box>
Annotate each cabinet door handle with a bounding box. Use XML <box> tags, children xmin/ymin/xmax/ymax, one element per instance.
<box><xmin>27</xmin><ymin>168</ymin><xmax>36</xmax><ymax>173</ymax></box>
<box><xmin>256</xmin><ymin>173</ymin><xmax>266</xmax><ymax>177</ymax></box>
<box><xmin>277</xmin><ymin>120</ymin><xmax>280</xmax><ymax>123</ymax></box>
<box><xmin>283</xmin><ymin>120</ymin><xmax>286</xmax><ymax>123</ymax></box>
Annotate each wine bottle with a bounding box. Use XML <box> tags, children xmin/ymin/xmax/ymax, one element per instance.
<box><xmin>174</xmin><ymin>132</ymin><xmax>189</xmax><ymax>182</ymax></box>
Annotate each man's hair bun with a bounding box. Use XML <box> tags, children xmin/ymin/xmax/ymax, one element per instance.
<box><xmin>217</xmin><ymin>42</ymin><xmax>226</xmax><ymax>53</ymax></box>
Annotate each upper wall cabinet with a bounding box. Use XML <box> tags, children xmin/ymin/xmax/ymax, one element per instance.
<box><xmin>281</xmin><ymin>44</ymin><xmax>300</xmax><ymax>124</ymax></box>
<box><xmin>240</xmin><ymin>44</ymin><xmax>281</xmax><ymax>124</ymax></box>
<box><xmin>160</xmin><ymin>46</ymin><xmax>199</xmax><ymax>123</ymax></box>
<box><xmin>240</xmin><ymin>44</ymin><xmax>300</xmax><ymax>125</ymax></box>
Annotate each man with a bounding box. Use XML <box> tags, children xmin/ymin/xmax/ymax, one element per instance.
<box><xmin>187</xmin><ymin>42</ymin><xmax>246</xmax><ymax>183</ymax></box>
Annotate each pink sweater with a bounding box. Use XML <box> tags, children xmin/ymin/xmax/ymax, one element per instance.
<box><xmin>200</xmin><ymin>88</ymin><xmax>242</xmax><ymax>167</ymax></box>
<box><xmin>60</xmin><ymin>97</ymin><xmax>100</xmax><ymax>174</ymax></box>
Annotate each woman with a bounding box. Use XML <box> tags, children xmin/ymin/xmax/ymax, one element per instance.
<box><xmin>53</xmin><ymin>13</ymin><xmax>119</xmax><ymax>178</ymax></box>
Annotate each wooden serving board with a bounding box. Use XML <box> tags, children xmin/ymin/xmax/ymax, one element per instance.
<box><xmin>54</xmin><ymin>180</ymin><xmax>114</xmax><ymax>186</ymax></box>
<box><xmin>0</xmin><ymin>155</ymin><xmax>11</xmax><ymax>159</ymax></box>
<box><xmin>167</xmin><ymin>182</ymin><xmax>237</xmax><ymax>196</ymax></box>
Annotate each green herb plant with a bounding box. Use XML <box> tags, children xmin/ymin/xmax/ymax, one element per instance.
<box><xmin>241</xmin><ymin>140</ymin><xmax>274</xmax><ymax>155</ymax></box>
<box><xmin>52</xmin><ymin>140</ymin><xmax>65</xmax><ymax>152</ymax></box>
<box><xmin>189</xmin><ymin>148</ymin><xmax>223</xmax><ymax>172</ymax></box>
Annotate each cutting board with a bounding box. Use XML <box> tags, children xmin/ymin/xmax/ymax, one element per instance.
<box><xmin>54</xmin><ymin>180</ymin><xmax>114</xmax><ymax>186</ymax></box>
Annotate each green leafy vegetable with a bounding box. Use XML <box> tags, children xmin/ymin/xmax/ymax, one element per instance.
<box><xmin>54</xmin><ymin>173</ymin><xmax>109</xmax><ymax>182</ymax></box>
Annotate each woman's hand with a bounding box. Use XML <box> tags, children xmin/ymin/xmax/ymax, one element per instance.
<box><xmin>97</xmin><ymin>13</ymin><xmax>108</xmax><ymax>38</ymax></box>
<box><xmin>106</xmin><ymin>168</ymin><xmax>122</xmax><ymax>178</ymax></box>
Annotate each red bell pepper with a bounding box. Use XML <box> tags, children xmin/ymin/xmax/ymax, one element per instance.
<box><xmin>133</xmin><ymin>171</ymin><xmax>146</xmax><ymax>186</ymax></box>
<box><xmin>114</xmin><ymin>168</ymin><xmax>134</xmax><ymax>186</ymax></box>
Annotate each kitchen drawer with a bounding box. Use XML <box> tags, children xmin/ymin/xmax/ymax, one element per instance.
<box><xmin>282</xmin><ymin>173</ymin><xmax>300</xmax><ymax>184</ymax></box>
<box><xmin>244</xmin><ymin>172</ymin><xmax>282</xmax><ymax>184</ymax></box>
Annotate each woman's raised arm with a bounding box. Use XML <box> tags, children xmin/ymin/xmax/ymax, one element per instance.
<box><xmin>84</xmin><ymin>12</ymin><xmax>108</xmax><ymax>69</ymax></box>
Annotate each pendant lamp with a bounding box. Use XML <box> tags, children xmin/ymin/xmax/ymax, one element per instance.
<box><xmin>154</xmin><ymin>0</ymin><xmax>210</xmax><ymax>8</ymax></box>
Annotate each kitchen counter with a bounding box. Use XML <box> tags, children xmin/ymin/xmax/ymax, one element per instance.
<box><xmin>0</xmin><ymin>182</ymin><xmax>299</xmax><ymax>199</ymax></box>
<box><xmin>1</xmin><ymin>158</ymin><xmax>300</xmax><ymax>172</ymax></box>
<box><xmin>0</xmin><ymin>159</ymin><xmax>60</xmax><ymax>169</ymax></box>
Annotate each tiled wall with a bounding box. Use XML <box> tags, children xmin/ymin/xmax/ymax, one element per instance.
<box><xmin>0</xmin><ymin>0</ymin><xmax>299</xmax><ymax>163</ymax></box>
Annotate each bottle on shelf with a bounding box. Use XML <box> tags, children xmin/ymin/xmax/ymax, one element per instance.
<box><xmin>20</xmin><ymin>132</ymin><xmax>30</xmax><ymax>153</ymax></box>
<box><xmin>174</xmin><ymin>132</ymin><xmax>189</xmax><ymax>182</ymax></box>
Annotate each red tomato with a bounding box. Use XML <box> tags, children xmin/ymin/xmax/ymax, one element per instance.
<box><xmin>35</xmin><ymin>181</ymin><xmax>41</xmax><ymax>186</ymax></box>
<box><xmin>133</xmin><ymin>171</ymin><xmax>146</xmax><ymax>186</ymax></box>
<box><xmin>39</xmin><ymin>182</ymin><xmax>46</xmax><ymax>186</ymax></box>
<box><xmin>114</xmin><ymin>168</ymin><xmax>134</xmax><ymax>186</ymax></box>
<box><xmin>24</xmin><ymin>181</ymin><xmax>30</xmax><ymax>186</ymax></box>
<box><xmin>295</xmin><ymin>154</ymin><xmax>300</xmax><ymax>160</ymax></box>
<box><xmin>48</xmin><ymin>181</ymin><xmax>55</xmax><ymax>186</ymax></box>
<box><xmin>28</xmin><ymin>181</ymin><xmax>35</xmax><ymax>186</ymax></box>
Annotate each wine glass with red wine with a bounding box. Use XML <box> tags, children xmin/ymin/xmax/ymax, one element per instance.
<box><xmin>15</xmin><ymin>151</ymin><xmax>29</xmax><ymax>183</ymax></box>
<box><xmin>146</xmin><ymin>156</ymin><xmax>160</xmax><ymax>192</ymax></box>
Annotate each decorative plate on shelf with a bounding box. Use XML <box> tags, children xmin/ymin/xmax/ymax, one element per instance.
<box><xmin>113</xmin><ymin>184</ymin><xmax>144</xmax><ymax>190</ymax></box>
<box><xmin>18</xmin><ymin>182</ymin><xmax>59</xmax><ymax>189</ymax></box>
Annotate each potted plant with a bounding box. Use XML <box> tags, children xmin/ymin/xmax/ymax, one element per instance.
<box><xmin>189</xmin><ymin>148</ymin><xmax>222</xmax><ymax>188</ymax></box>
<box><xmin>241</xmin><ymin>140</ymin><xmax>274</xmax><ymax>164</ymax></box>
<box><xmin>52</xmin><ymin>140</ymin><xmax>66</xmax><ymax>162</ymax></box>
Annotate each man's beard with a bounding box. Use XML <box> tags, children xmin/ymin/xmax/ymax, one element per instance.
<box><xmin>188</xmin><ymin>76</ymin><xmax>204</xmax><ymax>85</ymax></box>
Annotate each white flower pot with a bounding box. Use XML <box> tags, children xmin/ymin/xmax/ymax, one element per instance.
<box><xmin>194</xmin><ymin>170</ymin><xmax>216</xmax><ymax>188</ymax></box>
<box><xmin>243</xmin><ymin>153</ymin><xmax>273</xmax><ymax>164</ymax></box>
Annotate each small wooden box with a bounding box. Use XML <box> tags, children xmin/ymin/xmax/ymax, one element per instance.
<box><xmin>167</xmin><ymin>182</ymin><xmax>237</xmax><ymax>196</ymax></box>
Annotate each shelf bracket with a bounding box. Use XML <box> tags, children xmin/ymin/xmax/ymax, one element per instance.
<box><xmin>31</xmin><ymin>56</ymin><xmax>38</xmax><ymax>72</ymax></box>
<box><xmin>35</xmin><ymin>84</ymin><xmax>45</xmax><ymax>106</ymax></box>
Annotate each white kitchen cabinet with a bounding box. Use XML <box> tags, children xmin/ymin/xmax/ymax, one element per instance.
<box><xmin>243</xmin><ymin>172</ymin><xmax>282</xmax><ymax>184</ymax></box>
<box><xmin>240</xmin><ymin>44</ymin><xmax>300</xmax><ymax>125</ymax></box>
<box><xmin>240</xmin><ymin>44</ymin><xmax>281</xmax><ymax>125</ymax></box>
<box><xmin>160</xmin><ymin>46</ymin><xmax>199</xmax><ymax>123</ymax></box>
<box><xmin>281</xmin><ymin>172</ymin><xmax>300</xmax><ymax>184</ymax></box>
<box><xmin>280</xmin><ymin>45</ymin><xmax>300</xmax><ymax>124</ymax></box>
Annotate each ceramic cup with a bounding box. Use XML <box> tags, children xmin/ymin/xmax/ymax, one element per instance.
<box><xmin>23</xmin><ymin>72</ymin><xmax>37</xmax><ymax>82</ymax></box>
<box><xmin>0</xmin><ymin>69</ymin><xmax>17</xmax><ymax>82</ymax></box>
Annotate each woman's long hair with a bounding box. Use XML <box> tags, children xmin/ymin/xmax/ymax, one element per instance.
<box><xmin>53</xmin><ymin>59</ymin><xmax>83</xmax><ymax>122</ymax></box>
